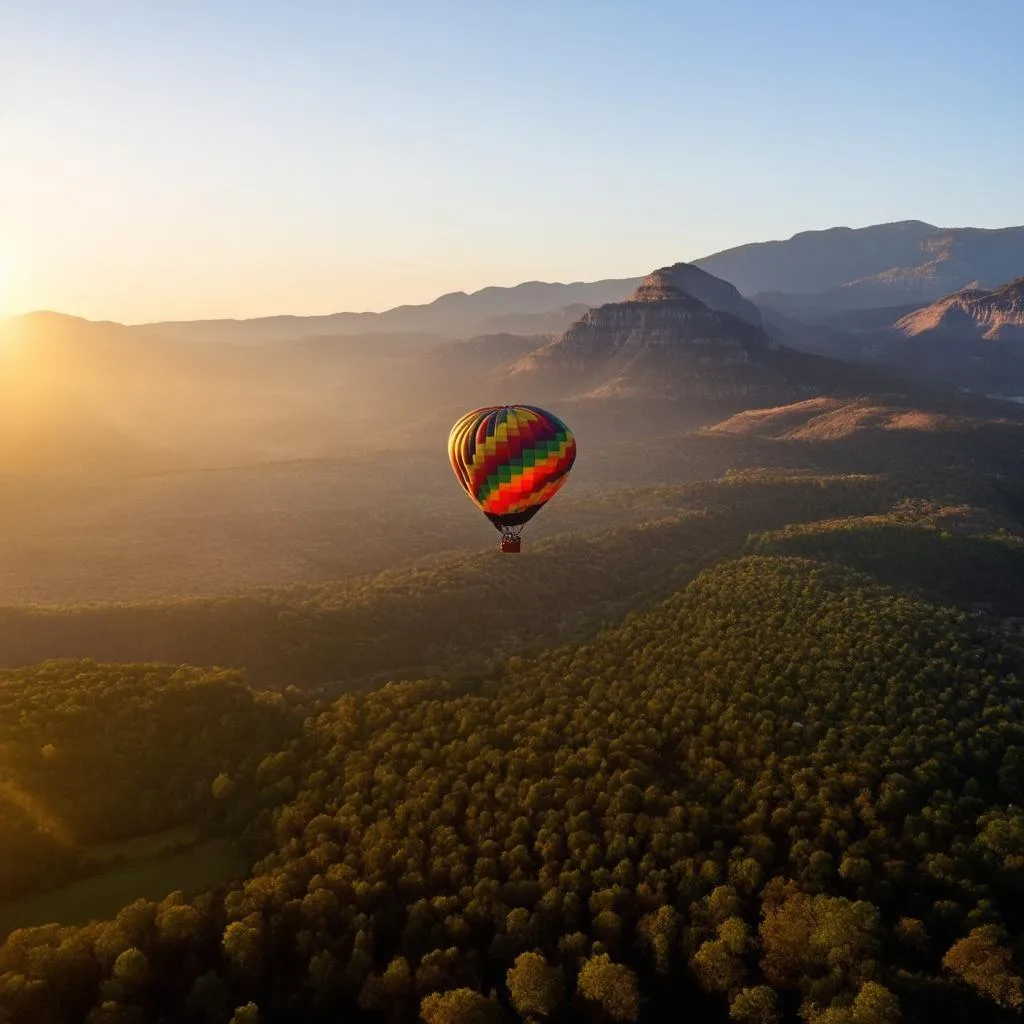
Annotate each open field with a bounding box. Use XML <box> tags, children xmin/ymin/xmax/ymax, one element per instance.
<box><xmin>0</xmin><ymin>837</ymin><xmax>247</xmax><ymax>938</ymax></box>
<box><xmin>83</xmin><ymin>823</ymin><xmax>203</xmax><ymax>865</ymax></box>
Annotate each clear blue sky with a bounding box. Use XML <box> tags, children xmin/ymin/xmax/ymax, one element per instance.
<box><xmin>1</xmin><ymin>0</ymin><xmax>1022</xmax><ymax>322</ymax></box>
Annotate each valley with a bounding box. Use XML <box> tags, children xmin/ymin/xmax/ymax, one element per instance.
<box><xmin>2</xmin><ymin>222</ymin><xmax>1024</xmax><ymax>1024</ymax></box>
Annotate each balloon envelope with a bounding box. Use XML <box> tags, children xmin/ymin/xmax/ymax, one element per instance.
<box><xmin>448</xmin><ymin>405</ymin><xmax>577</xmax><ymax>531</ymax></box>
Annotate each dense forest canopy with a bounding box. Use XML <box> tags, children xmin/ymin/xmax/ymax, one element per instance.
<box><xmin>3</xmin><ymin>555</ymin><xmax>1024</xmax><ymax>1021</ymax></box>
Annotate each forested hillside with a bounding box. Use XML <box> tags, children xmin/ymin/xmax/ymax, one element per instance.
<box><xmin>0</xmin><ymin>663</ymin><xmax>299</xmax><ymax>902</ymax></box>
<box><xmin>749</xmin><ymin>517</ymin><xmax>1024</xmax><ymax>616</ymax></box>
<box><xmin>4</xmin><ymin>557</ymin><xmax>1024</xmax><ymax>1022</ymax></box>
<box><xmin>0</xmin><ymin>473</ymin><xmax>895</xmax><ymax>686</ymax></box>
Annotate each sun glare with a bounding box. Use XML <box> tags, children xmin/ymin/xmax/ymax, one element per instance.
<box><xmin>0</xmin><ymin>244</ymin><xmax>15</xmax><ymax>317</ymax></box>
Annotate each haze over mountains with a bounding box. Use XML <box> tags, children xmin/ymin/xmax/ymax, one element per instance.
<box><xmin>100</xmin><ymin>217</ymin><xmax>1024</xmax><ymax>401</ymax></box>
<box><xmin>10</xmin><ymin>1</ymin><xmax>1024</xmax><ymax>1015</ymax></box>
<box><xmin>140</xmin><ymin>280</ymin><xmax>645</xmax><ymax>345</ymax></box>
<box><xmin>5</xmin><ymin>216</ymin><xmax>1024</xmax><ymax>485</ymax></box>
<box><xmin>715</xmin><ymin>221</ymin><xmax>1024</xmax><ymax>312</ymax></box>
<box><xmin>3</xmin><ymin>216</ymin><xmax>1024</xmax><ymax>611</ymax></box>
<box><xmin>127</xmin><ymin>219</ymin><xmax>1024</xmax><ymax>344</ymax></box>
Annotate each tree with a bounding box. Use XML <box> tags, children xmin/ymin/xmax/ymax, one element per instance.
<box><xmin>155</xmin><ymin>903</ymin><xmax>202</xmax><ymax>944</ymax></box>
<box><xmin>307</xmin><ymin>950</ymin><xmax>342</xmax><ymax>1008</ymax></box>
<box><xmin>222</xmin><ymin>917</ymin><xmax>264</xmax><ymax>979</ymax></box>
<box><xmin>637</xmin><ymin>906</ymin><xmax>676</xmax><ymax>975</ymax></box>
<box><xmin>691</xmin><ymin>918</ymin><xmax>749</xmax><ymax>996</ymax></box>
<box><xmin>729</xmin><ymin>986</ymin><xmax>779</xmax><ymax>1024</ymax></box>
<box><xmin>212</xmin><ymin>772</ymin><xmax>237</xmax><ymax>801</ymax></box>
<box><xmin>111</xmin><ymin>948</ymin><xmax>151</xmax><ymax>992</ymax></box>
<box><xmin>943</xmin><ymin>926</ymin><xmax>1024</xmax><ymax>1011</ymax></box>
<box><xmin>419</xmin><ymin>989</ymin><xmax>503</xmax><ymax>1024</ymax></box>
<box><xmin>576</xmin><ymin>954</ymin><xmax>639</xmax><ymax>1022</ymax></box>
<box><xmin>849</xmin><ymin>982</ymin><xmax>901</xmax><ymax>1023</ymax></box>
<box><xmin>507</xmin><ymin>952</ymin><xmax>564</xmax><ymax>1018</ymax></box>
<box><xmin>229</xmin><ymin>1004</ymin><xmax>259</xmax><ymax>1024</ymax></box>
<box><xmin>359</xmin><ymin>956</ymin><xmax>413</xmax><ymax>1017</ymax></box>
<box><xmin>893</xmin><ymin>918</ymin><xmax>927</xmax><ymax>953</ymax></box>
<box><xmin>415</xmin><ymin>948</ymin><xmax>472</xmax><ymax>999</ymax></box>
<box><xmin>760</xmin><ymin>891</ymin><xmax>880</xmax><ymax>1000</ymax></box>
<box><xmin>86</xmin><ymin>1002</ymin><xmax>145</xmax><ymax>1024</ymax></box>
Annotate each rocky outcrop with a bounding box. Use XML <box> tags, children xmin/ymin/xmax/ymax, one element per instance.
<box><xmin>508</xmin><ymin>267</ymin><xmax>827</xmax><ymax>404</ymax></box>
<box><xmin>633</xmin><ymin>263</ymin><xmax>763</xmax><ymax>326</ymax></box>
<box><xmin>895</xmin><ymin>277</ymin><xmax>1024</xmax><ymax>341</ymax></box>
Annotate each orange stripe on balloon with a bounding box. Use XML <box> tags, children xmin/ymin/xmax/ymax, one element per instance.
<box><xmin>482</xmin><ymin>457</ymin><xmax>573</xmax><ymax>514</ymax></box>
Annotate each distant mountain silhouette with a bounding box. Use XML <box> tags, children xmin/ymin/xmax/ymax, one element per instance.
<box><xmin>142</xmin><ymin>280</ymin><xmax>641</xmax><ymax>345</ymax></box>
<box><xmin>701</xmin><ymin>220</ymin><xmax>941</xmax><ymax>296</ymax></box>
<box><xmin>131</xmin><ymin>220</ymin><xmax>1024</xmax><ymax>346</ymax></box>
<box><xmin>738</xmin><ymin>222</ymin><xmax>1024</xmax><ymax>314</ymax></box>
<box><xmin>475</xmin><ymin>304</ymin><xmax>593</xmax><ymax>335</ymax></box>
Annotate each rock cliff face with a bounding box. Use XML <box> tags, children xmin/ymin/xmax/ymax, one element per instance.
<box><xmin>634</xmin><ymin>262</ymin><xmax>764</xmax><ymax>325</ymax></box>
<box><xmin>895</xmin><ymin>278</ymin><xmax>1024</xmax><ymax>341</ymax></box>
<box><xmin>508</xmin><ymin>266</ymin><xmax>820</xmax><ymax>403</ymax></box>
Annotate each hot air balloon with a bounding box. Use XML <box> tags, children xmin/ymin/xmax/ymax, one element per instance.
<box><xmin>448</xmin><ymin>405</ymin><xmax>577</xmax><ymax>553</ymax></box>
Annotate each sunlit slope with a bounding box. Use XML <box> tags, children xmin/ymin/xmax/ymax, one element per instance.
<box><xmin>704</xmin><ymin>392</ymin><xmax>1024</xmax><ymax>449</ymax></box>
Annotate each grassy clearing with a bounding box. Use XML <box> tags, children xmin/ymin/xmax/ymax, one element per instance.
<box><xmin>0</xmin><ymin>838</ymin><xmax>247</xmax><ymax>938</ymax></box>
<box><xmin>84</xmin><ymin>823</ymin><xmax>203</xmax><ymax>864</ymax></box>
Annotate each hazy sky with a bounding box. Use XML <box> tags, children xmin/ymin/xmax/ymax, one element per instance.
<box><xmin>2</xmin><ymin>0</ymin><xmax>1022</xmax><ymax>323</ymax></box>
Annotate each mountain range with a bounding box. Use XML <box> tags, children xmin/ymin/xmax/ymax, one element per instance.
<box><xmin>766</xmin><ymin>277</ymin><xmax>1024</xmax><ymax>395</ymax></box>
<box><xmin>5</xmin><ymin>217</ymin><xmax>1024</xmax><ymax>477</ymax></box>
<box><xmin>131</xmin><ymin>219</ymin><xmax>1024</xmax><ymax>344</ymax></box>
